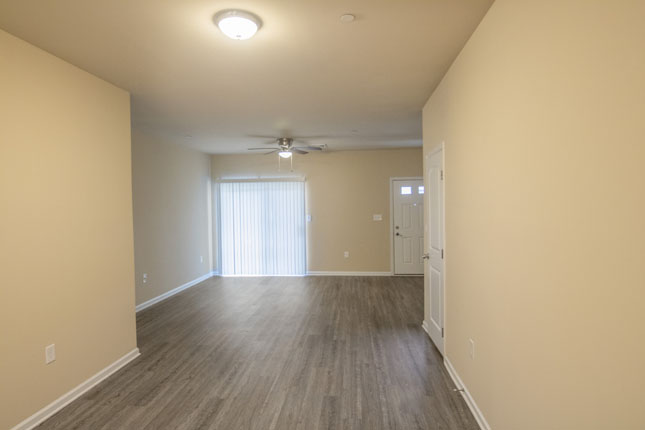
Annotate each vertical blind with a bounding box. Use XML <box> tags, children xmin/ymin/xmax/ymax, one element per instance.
<box><xmin>219</xmin><ymin>181</ymin><xmax>306</xmax><ymax>275</ymax></box>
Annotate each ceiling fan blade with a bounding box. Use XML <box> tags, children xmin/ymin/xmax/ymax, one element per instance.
<box><xmin>292</xmin><ymin>136</ymin><xmax>330</xmax><ymax>140</ymax></box>
<box><xmin>294</xmin><ymin>146</ymin><xmax>323</xmax><ymax>151</ymax></box>
<box><xmin>248</xmin><ymin>147</ymin><xmax>277</xmax><ymax>150</ymax></box>
<box><xmin>247</xmin><ymin>134</ymin><xmax>279</xmax><ymax>139</ymax></box>
<box><xmin>264</xmin><ymin>149</ymin><xmax>279</xmax><ymax>155</ymax></box>
<box><xmin>292</xmin><ymin>148</ymin><xmax>308</xmax><ymax>154</ymax></box>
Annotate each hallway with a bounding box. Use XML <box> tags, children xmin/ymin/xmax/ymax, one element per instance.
<box><xmin>37</xmin><ymin>276</ymin><xmax>476</xmax><ymax>430</ymax></box>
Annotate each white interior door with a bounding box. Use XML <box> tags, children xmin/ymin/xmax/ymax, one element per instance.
<box><xmin>425</xmin><ymin>149</ymin><xmax>444</xmax><ymax>354</ymax></box>
<box><xmin>392</xmin><ymin>179</ymin><xmax>424</xmax><ymax>275</ymax></box>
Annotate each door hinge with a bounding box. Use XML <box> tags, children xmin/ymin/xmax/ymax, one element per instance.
<box><xmin>441</xmin><ymin>249</ymin><xmax>444</xmax><ymax>259</ymax></box>
<box><xmin>441</xmin><ymin>327</ymin><xmax>444</xmax><ymax>338</ymax></box>
<box><xmin>440</xmin><ymin>170</ymin><xmax>444</xmax><ymax>180</ymax></box>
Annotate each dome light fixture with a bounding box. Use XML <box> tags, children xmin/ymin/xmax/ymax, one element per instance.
<box><xmin>278</xmin><ymin>151</ymin><xmax>292</xmax><ymax>159</ymax></box>
<box><xmin>214</xmin><ymin>10</ymin><xmax>262</xmax><ymax>40</ymax></box>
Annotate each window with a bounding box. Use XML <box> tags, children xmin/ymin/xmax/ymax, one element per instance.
<box><xmin>401</xmin><ymin>186</ymin><xmax>412</xmax><ymax>195</ymax></box>
<box><xmin>219</xmin><ymin>181</ymin><xmax>306</xmax><ymax>275</ymax></box>
<box><xmin>418</xmin><ymin>186</ymin><xmax>425</xmax><ymax>194</ymax></box>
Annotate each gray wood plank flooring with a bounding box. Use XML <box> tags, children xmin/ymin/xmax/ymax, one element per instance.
<box><xmin>36</xmin><ymin>276</ymin><xmax>478</xmax><ymax>430</ymax></box>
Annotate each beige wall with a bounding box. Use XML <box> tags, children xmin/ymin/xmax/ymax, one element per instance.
<box><xmin>211</xmin><ymin>149</ymin><xmax>422</xmax><ymax>273</ymax></box>
<box><xmin>0</xmin><ymin>30</ymin><xmax>136</xmax><ymax>429</ymax></box>
<box><xmin>422</xmin><ymin>1</ymin><xmax>645</xmax><ymax>428</ymax></box>
<box><xmin>132</xmin><ymin>130</ymin><xmax>212</xmax><ymax>305</ymax></box>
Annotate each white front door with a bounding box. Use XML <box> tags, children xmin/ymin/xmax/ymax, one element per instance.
<box><xmin>392</xmin><ymin>179</ymin><xmax>424</xmax><ymax>275</ymax></box>
<box><xmin>426</xmin><ymin>148</ymin><xmax>444</xmax><ymax>354</ymax></box>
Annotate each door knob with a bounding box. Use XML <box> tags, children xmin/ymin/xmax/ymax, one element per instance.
<box><xmin>422</xmin><ymin>253</ymin><xmax>430</xmax><ymax>260</ymax></box>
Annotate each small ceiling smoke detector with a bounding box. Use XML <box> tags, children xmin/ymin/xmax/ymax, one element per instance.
<box><xmin>340</xmin><ymin>14</ymin><xmax>355</xmax><ymax>23</ymax></box>
<box><xmin>214</xmin><ymin>10</ymin><xmax>262</xmax><ymax>40</ymax></box>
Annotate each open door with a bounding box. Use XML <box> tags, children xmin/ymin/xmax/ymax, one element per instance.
<box><xmin>425</xmin><ymin>147</ymin><xmax>444</xmax><ymax>354</ymax></box>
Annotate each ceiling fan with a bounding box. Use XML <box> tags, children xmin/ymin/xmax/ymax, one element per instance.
<box><xmin>247</xmin><ymin>137</ymin><xmax>324</xmax><ymax>158</ymax></box>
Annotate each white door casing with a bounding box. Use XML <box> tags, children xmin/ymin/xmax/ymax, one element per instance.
<box><xmin>426</xmin><ymin>147</ymin><xmax>445</xmax><ymax>354</ymax></box>
<box><xmin>392</xmin><ymin>178</ymin><xmax>424</xmax><ymax>275</ymax></box>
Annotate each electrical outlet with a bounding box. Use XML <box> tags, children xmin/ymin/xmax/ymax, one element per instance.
<box><xmin>373</xmin><ymin>214</ymin><xmax>383</xmax><ymax>221</ymax></box>
<box><xmin>45</xmin><ymin>344</ymin><xmax>56</xmax><ymax>364</ymax></box>
<box><xmin>143</xmin><ymin>273</ymin><xmax>147</xmax><ymax>284</ymax></box>
<box><xmin>344</xmin><ymin>251</ymin><xmax>349</xmax><ymax>258</ymax></box>
<box><xmin>468</xmin><ymin>339</ymin><xmax>475</xmax><ymax>359</ymax></box>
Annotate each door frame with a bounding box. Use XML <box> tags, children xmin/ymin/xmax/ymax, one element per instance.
<box><xmin>422</xmin><ymin>142</ymin><xmax>446</xmax><ymax>353</ymax></box>
<box><xmin>389</xmin><ymin>176</ymin><xmax>424</xmax><ymax>276</ymax></box>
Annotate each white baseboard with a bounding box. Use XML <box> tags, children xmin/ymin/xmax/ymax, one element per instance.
<box><xmin>135</xmin><ymin>271</ymin><xmax>215</xmax><ymax>312</ymax></box>
<box><xmin>218</xmin><ymin>274</ymin><xmax>305</xmax><ymax>278</ymax></box>
<box><xmin>306</xmin><ymin>271</ymin><xmax>393</xmax><ymax>276</ymax></box>
<box><xmin>10</xmin><ymin>348</ymin><xmax>140</xmax><ymax>430</ymax></box>
<box><xmin>444</xmin><ymin>357</ymin><xmax>491</xmax><ymax>430</ymax></box>
<box><xmin>210</xmin><ymin>271</ymin><xmax>397</xmax><ymax>277</ymax></box>
<box><xmin>422</xmin><ymin>320</ymin><xmax>430</xmax><ymax>336</ymax></box>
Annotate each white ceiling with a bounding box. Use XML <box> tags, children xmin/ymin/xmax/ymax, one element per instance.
<box><xmin>0</xmin><ymin>0</ymin><xmax>493</xmax><ymax>153</ymax></box>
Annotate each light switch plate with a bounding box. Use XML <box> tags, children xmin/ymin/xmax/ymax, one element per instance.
<box><xmin>373</xmin><ymin>214</ymin><xmax>383</xmax><ymax>221</ymax></box>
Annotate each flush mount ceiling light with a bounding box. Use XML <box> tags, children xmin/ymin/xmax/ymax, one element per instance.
<box><xmin>278</xmin><ymin>151</ymin><xmax>292</xmax><ymax>159</ymax></box>
<box><xmin>214</xmin><ymin>10</ymin><xmax>262</xmax><ymax>40</ymax></box>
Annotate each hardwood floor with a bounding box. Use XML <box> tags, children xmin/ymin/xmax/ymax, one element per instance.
<box><xmin>36</xmin><ymin>276</ymin><xmax>478</xmax><ymax>430</ymax></box>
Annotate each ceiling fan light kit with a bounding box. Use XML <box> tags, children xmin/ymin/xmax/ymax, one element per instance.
<box><xmin>278</xmin><ymin>151</ymin><xmax>292</xmax><ymax>159</ymax></box>
<box><xmin>247</xmin><ymin>137</ymin><xmax>324</xmax><ymax>170</ymax></box>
